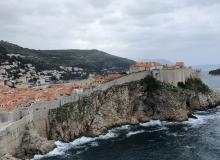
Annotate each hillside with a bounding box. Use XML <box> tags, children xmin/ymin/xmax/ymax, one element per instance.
<box><xmin>0</xmin><ymin>40</ymin><xmax>135</xmax><ymax>73</ymax></box>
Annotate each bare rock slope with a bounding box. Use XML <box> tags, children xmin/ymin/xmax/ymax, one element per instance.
<box><xmin>48</xmin><ymin>80</ymin><xmax>220</xmax><ymax>142</ymax></box>
<box><xmin>5</xmin><ymin>78</ymin><xmax>220</xmax><ymax>159</ymax></box>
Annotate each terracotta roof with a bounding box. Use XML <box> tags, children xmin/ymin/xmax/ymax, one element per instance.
<box><xmin>176</xmin><ymin>62</ymin><xmax>185</xmax><ymax>66</ymax></box>
<box><xmin>0</xmin><ymin>73</ymin><xmax>127</xmax><ymax>112</ymax></box>
<box><xmin>131</xmin><ymin>62</ymin><xmax>162</xmax><ymax>68</ymax></box>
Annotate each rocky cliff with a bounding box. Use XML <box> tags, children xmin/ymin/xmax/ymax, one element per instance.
<box><xmin>48</xmin><ymin>79</ymin><xmax>220</xmax><ymax>142</ymax></box>
<box><xmin>5</xmin><ymin>78</ymin><xmax>220</xmax><ymax>160</ymax></box>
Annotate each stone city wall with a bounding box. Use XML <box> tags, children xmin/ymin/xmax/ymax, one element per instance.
<box><xmin>0</xmin><ymin>69</ymin><xmax>200</xmax><ymax>157</ymax></box>
<box><xmin>0</xmin><ymin>113</ymin><xmax>32</xmax><ymax>157</ymax></box>
<box><xmin>32</xmin><ymin>94</ymin><xmax>80</xmax><ymax>137</ymax></box>
<box><xmin>0</xmin><ymin>112</ymin><xmax>12</xmax><ymax>123</ymax></box>
<box><xmin>153</xmin><ymin>68</ymin><xmax>200</xmax><ymax>87</ymax></box>
<box><xmin>0</xmin><ymin>71</ymin><xmax>152</xmax><ymax>156</ymax></box>
<box><xmin>0</xmin><ymin>107</ymin><xmax>31</xmax><ymax>124</ymax></box>
<box><xmin>0</xmin><ymin>94</ymin><xmax>82</xmax><ymax>155</ymax></box>
<box><xmin>156</xmin><ymin>68</ymin><xmax>186</xmax><ymax>86</ymax></box>
<box><xmin>98</xmin><ymin>71</ymin><xmax>151</xmax><ymax>91</ymax></box>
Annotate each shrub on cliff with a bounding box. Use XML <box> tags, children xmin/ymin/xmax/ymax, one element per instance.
<box><xmin>178</xmin><ymin>78</ymin><xmax>210</xmax><ymax>93</ymax></box>
<box><xmin>141</xmin><ymin>76</ymin><xmax>161</xmax><ymax>93</ymax></box>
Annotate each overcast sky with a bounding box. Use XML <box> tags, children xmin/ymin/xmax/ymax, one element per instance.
<box><xmin>1</xmin><ymin>0</ymin><xmax>220</xmax><ymax>65</ymax></box>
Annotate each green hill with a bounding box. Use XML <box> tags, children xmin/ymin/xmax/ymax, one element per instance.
<box><xmin>0</xmin><ymin>40</ymin><xmax>135</xmax><ymax>73</ymax></box>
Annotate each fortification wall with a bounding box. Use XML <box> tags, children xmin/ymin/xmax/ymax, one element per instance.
<box><xmin>69</xmin><ymin>77</ymin><xmax>95</xmax><ymax>85</ymax></box>
<box><xmin>0</xmin><ymin>69</ymin><xmax>200</xmax><ymax>157</ymax></box>
<box><xmin>158</xmin><ymin>68</ymin><xmax>185</xmax><ymax>86</ymax></box>
<box><xmin>0</xmin><ymin>112</ymin><xmax>12</xmax><ymax>123</ymax></box>
<box><xmin>0</xmin><ymin>107</ymin><xmax>32</xmax><ymax>124</ymax></box>
<box><xmin>0</xmin><ymin>71</ymin><xmax>152</xmax><ymax>151</ymax></box>
<box><xmin>58</xmin><ymin>94</ymin><xmax>80</xmax><ymax>107</ymax></box>
<box><xmin>153</xmin><ymin>68</ymin><xmax>201</xmax><ymax>87</ymax></box>
<box><xmin>184</xmin><ymin>68</ymin><xmax>200</xmax><ymax>80</ymax></box>
<box><xmin>99</xmin><ymin>71</ymin><xmax>151</xmax><ymax>91</ymax></box>
<box><xmin>32</xmin><ymin>94</ymin><xmax>80</xmax><ymax>137</ymax></box>
<box><xmin>11</xmin><ymin>107</ymin><xmax>32</xmax><ymax>122</ymax></box>
<box><xmin>0</xmin><ymin>114</ymin><xmax>32</xmax><ymax>157</ymax></box>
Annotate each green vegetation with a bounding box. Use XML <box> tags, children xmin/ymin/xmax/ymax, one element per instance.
<box><xmin>55</xmin><ymin>107</ymin><xmax>69</xmax><ymax>123</ymax></box>
<box><xmin>209</xmin><ymin>68</ymin><xmax>220</xmax><ymax>75</ymax></box>
<box><xmin>0</xmin><ymin>41</ymin><xmax>135</xmax><ymax>73</ymax></box>
<box><xmin>178</xmin><ymin>78</ymin><xmax>210</xmax><ymax>93</ymax></box>
<box><xmin>141</xmin><ymin>76</ymin><xmax>161</xmax><ymax>93</ymax></box>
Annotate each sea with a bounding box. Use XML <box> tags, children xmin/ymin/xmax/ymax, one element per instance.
<box><xmin>34</xmin><ymin>69</ymin><xmax>220</xmax><ymax>160</ymax></box>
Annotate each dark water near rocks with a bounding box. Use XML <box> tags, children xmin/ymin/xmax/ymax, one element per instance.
<box><xmin>35</xmin><ymin>71</ymin><xmax>220</xmax><ymax>160</ymax></box>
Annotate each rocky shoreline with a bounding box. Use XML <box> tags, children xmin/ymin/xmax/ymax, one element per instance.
<box><xmin>2</xmin><ymin>79</ymin><xmax>220</xmax><ymax>160</ymax></box>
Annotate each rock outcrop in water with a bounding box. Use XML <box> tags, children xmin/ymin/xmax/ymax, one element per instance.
<box><xmin>48</xmin><ymin>80</ymin><xmax>220</xmax><ymax>142</ymax></box>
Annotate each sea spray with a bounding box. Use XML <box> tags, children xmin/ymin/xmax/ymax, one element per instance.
<box><xmin>33</xmin><ymin>107</ymin><xmax>220</xmax><ymax>160</ymax></box>
<box><xmin>126</xmin><ymin>130</ymin><xmax>145</xmax><ymax>137</ymax></box>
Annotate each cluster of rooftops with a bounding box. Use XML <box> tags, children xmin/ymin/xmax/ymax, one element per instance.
<box><xmin>0</xmin><ymin>61</ymin><xmax>186</xmax><ymax>112</ymax></box>
<box><xmin>129</xmin><ymin>61</ymin><xmax>185</xmax><ymax>73</ymax></box>
<box><xmin>130</xmin><ymin>61</ymin><xmax>184</xmax><ymax>69</ymax></box>
<box><xmin>0</xmin><ymin>73</ymin><xmax>124</xmax><ymax>112</ymax></box>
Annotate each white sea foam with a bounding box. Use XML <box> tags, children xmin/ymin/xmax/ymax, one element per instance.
<box><xmin>33</xmin><ymin>108</ymin><xmax>220</xmax><ymax>159</ymax></box>
<box><xmin>33</xmin><ymin>155</ymin><xmax>44</xmax><ymax>160</ymax></box>
<box><xmin>147</xmin><ymin>126</ymin><xmax>169</xmax><ymax>132</ymax></box>
<box><xmin>76</xmin><ymin>147</ymin><xmax>89</xmax><ymax>155</ymax></box>
<box><xmin>184</xmin><ymin>116</ymin><xmax>206</xmax><ymax>127</ymax></box>
<box><xmin>140</xmin><ymin>120</ymin><xmax>162</xmax><ymax>127</ymax></box>
<box><xmin>91</xmin><ymin>141</ymin><xmax>99</xmax><ymax>147</ymax></box>
<box><xmin>33</xmin><ymin>129</ymin><xmax>119</xmax><ymax>159</ymax></box>
<box><xmin>114</xmin><ymin>125</ymin><xmax>131</xmax><ymax>131</ymax></box>
<box><xmin>160</xmin><ymin>108</ymin><xmax>220</xmax><ymax>128</ymax></box>
<box><xmin>98</xmin><ymin>131</ymin><xmax>118</xmax><ymax>140</ymax></box>
<box><xmin>126</xmin><ymin>130</ymin><xmax>145</xmax><ymax>137</ymax></box>
<box><xmin>33</xmin><ymin>141</ymin><xmax>71</xmax><ymax>159</ymax></box>
<box><xmin>183</xmin><ymin>111</ymin><xmax>220</xmax><ymax>128</ymax></box>
<box><xmin>70</xmin><ymin>136</ymin><xmax>96</xmax><ymax>146</ymax></box>
<box><xmin>166</xmin><ymin>132</ymin><xmax>185</xmax><ymax>137</ymax></box>
<box><xmin>162</xmin><ymin>116</ymin><xmax>208</xmax><ymax>128</ymax></box>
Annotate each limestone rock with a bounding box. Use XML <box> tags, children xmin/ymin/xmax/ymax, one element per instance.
<box><xmin>198</xmin><ymin>93</ymin><xmax>210</xmax><ymax>108</ymax></box>
<box><xmin>6</xmin><ymin>80</ymin><xmax>220</xmax><ymax>159</ymax></box>
<box><xmin>47</xmin><ymin>81</ymin><xmax>220</xmax><ymax>142</ymax></box>
<box><xmin>0</xmin><ymin>154</ymin><xmax>20</xmax><ymax>160</ymax></box>
<box><xmin>190</xmin><ymin>95</ymin><xmax>201</xmax><ymax>110</ymax></box>
<box><xmin>15</xmin><ymin>128</ymin><xmax>56</xmax><ymax>159</ymax></box>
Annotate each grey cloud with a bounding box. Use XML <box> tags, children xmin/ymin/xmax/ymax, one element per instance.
<box><xmin>0</xmin><ymin>0</ymin><xmax>220</xmax><ymax>65</ymax></box>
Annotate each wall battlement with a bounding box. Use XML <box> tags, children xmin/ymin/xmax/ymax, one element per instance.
<box><xmin>152</xmin><ymin>67</ymin><xmax>200</xmax><ymax>86</ymax></box>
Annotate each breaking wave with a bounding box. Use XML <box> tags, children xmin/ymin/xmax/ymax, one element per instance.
<box><xmin>126</xmin><ymin>130</ymin><xmax>145</xmax><ymax>137</ymax></box>
<box><xmin>140</xmin><ymin>120</ymin><xmax>162</xmax><ymax>127</ymax></box>
<box><xmin>33</xmin><ymin>127</ymin><xmax>121</xmax><ymax>159</ymax></box>
<box><xmin>33</xmin><ymin>107</ymin><xmax>220</xmax><ymax>160</ymax></box>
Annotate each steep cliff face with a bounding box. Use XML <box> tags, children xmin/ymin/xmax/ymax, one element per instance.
<box><xmin>13</xmin><ymin>125</ymin><xmax>56</xmax><ymax>160</ymax></box>
<box><xmin>48</xmin><ymin>80</ymin><xmax>220</xmax><ymax>142</ymax></box>
<box><xmin>6</xmin><ymin>79</ymin><xmax>220</xmax><ymax>160</ymax></box>
<box><xmin>1</xmin><ymin>126</ymin><xmax>56</xmax><ymax>160</ymax></box>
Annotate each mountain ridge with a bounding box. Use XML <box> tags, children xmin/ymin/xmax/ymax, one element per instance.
<box><xmin>0</xmin><ymin>40</ymin><xmax>135</xmax><ymax>73</ymax></box>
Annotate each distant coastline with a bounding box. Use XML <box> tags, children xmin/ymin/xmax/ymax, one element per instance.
<box><xmin>209</xmin><ymin>68</ymin><xmax>220</xmax><ymax>75</ymax></box>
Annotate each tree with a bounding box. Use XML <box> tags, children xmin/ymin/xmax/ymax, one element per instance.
<box><xmin>142</xmin><ymin>76</ymin><xmax>161</xmax><ymax>94</ymax></box>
